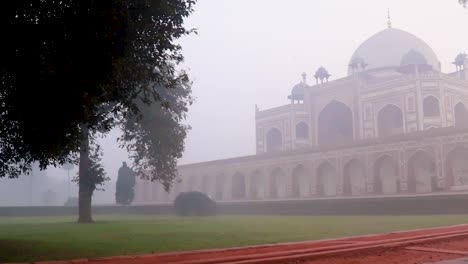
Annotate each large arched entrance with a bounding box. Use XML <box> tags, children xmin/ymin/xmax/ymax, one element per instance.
<box><xmin>373</xmin><ymin>155</ymin><xmax>399</xmax><ymax>194</ymax></box>
<box><xmin>231</xmin><ymin>172</ymin><xmax>246</xmax><ymax>200</ymax></box>
<box><xmin>316</xmin><ymin>162</ymin><xmax>337</xmax><ymax>196</ymax></box>
<box><xmin>269</xmin><ymin>168</ymin><xmax>286</xmax><ymax>199</ymax></box>
<box><xmin>445</xmin><ymin>147</ymin><xmax>468</xmax><ymax>191</ymax></box>
<box><xmin>455</xmin><ymin>103</ymin><xmax>468</xmax><ymax>128</ymax></box>
<box><xmin>407</xmin><ymin>151</ymin><xmax>436</xmax><ymax>193</ymax></box>
<box><xmin>249</xmin><ymin>170</ymin><xmax>264</xmax><ymax>199</ymax></box>
<box><xmin>343</xmin><ymin>159</ymin><xmax>366</xmax><ymax>196</ymax></box>
<box><xmin>291</xmin><ymin>165</ymin><xmax>309</xmax><ymax>198</ymax></box>
<box><xmin>266</xmin><ymin>128</ymin><xmax>282</xmax><ymax>152</ymax></box>
<box><xmin>317</xmin><ymin>101</ymin><xmax>353</xmax><ymax>146</ymax></box>
<box><xmin>423</xmin><ymin>96</ymin><xmax>440</xmax><ymax>117</ymax></box>
<box><xmin>378</xmin><ymin>104</ymin><xmax>403</xmax><ymax>137</ymax></box>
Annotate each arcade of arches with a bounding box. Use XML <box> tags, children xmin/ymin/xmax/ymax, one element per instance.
<box><xmin>136</xmin><ymin>132</ymin><xmax>468</xmax><ymax>203</ymax></box>
<box><xmin>263</xmin><ymin>100</ymin><xmax>467</xmax><ymax>153</ymax></box>
<box><xmin>173</xmin><ymin>147</ymin><xmax>468</xmax><ymax>202</ymax></box>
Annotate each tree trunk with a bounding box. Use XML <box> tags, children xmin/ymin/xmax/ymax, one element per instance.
<box><xmin>78</xmin><ymin>126</ymin><xmax>93</xmax><ymax>223</ymax></box>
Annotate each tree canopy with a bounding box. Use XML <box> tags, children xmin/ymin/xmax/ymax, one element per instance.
<box><xmin>0</xmin><ymin>0</ymin><xmax>195</xmax><ymax>177</ymax></box>
<box><xmin>1</xmin><ymin>0</ymin><xmax>195</xmax><ymax>222</ymax></box>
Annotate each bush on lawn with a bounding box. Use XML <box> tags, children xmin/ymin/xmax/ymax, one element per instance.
<box><xmin>174</xmin><ymin>191</ymin><xmax>216</xmax><ymax>216</ymax></box>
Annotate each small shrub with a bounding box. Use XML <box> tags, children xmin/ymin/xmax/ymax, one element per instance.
<box><xmin>174</xmin><ymin>191</ymin><xmax>216</xmax><ymax>216</ymax></box>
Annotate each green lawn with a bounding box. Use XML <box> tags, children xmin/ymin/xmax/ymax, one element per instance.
<box><xmin>1</xmin><ymin>214</ymin><xmax>468</xmax><ymax>262</ymax></box>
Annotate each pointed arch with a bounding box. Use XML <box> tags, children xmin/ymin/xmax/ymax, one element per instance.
<box><xmin>343</xmin><ymin>159</ymin><xmax>366</xmax><ymax>196</ymax></box>
<box><xmin>445</xmin><ymin>146</ymin><xmax>468</xmax><ymax>191</ymax></box>
<box><xmin>317</xmin><ymin>100</ymin><xmax>353</xmax><ymax>146</ymax></box>
<box><xmin>291</xmin><ymin>165</ymin><xmax>309</xmax><ymax>198</ymax></box>
<box><xmin>201</xmin><ymin>175</ymin><xmax>211</xmax><ymax>196</ymax></box>
<box><xmin>373</xmin><ymin>155</ymin><xmax>399</xmax><ymax>194</ymax></box>
<box><xmin>269</xmin><ymin>168</ymin><xmax>286</xmax><ymax>199</ymax></box>
<box><xmin>249</xmin><ymin>170</ymin><xmax>264</xmax><ymax>199</ymax></box>
<box><xmin>378</xmin><ymin>104</ymin><xmax>403</xmax><ymax>137</ymax></box>
<box><xmin>295</xmin><ymin>122</ymin><xmax>309</xmax><ymax>139</ymax></box>
<box><xmin>187</xmin><ymin>175</ymin><xmax>197</xmax><ymax>191</ymax></box>
<box><xmin>231</xmin><ymin>172</ymin><xmax>246</xmax><ymax>200</ymax></box>
<box><xmin>266</xmin><ymin>128</ymin><xmax>282</xmax><ymax>152</ymax></box>
<box><xmin>316</xmin><ymin>162</ymin><xmax>337</xmax><ymax>196</ymax></box>
<box><xmin>423</xmin><ymin>96</ymin><xmax>440</xmax><ymax>117</ymax></box>
<box><xmin>407</xmin><ymin>151</ymin><xmax>436</xmax><ymax>193</ymax></box>
<box><xmin>215</xmin><ymin>174</ymin><xmax>224</xmax><ymax>200</ymax></box>
<box><xmin>455</xmin><ymin>102</ymin><xmax>468</xmax><ymax>128</ymax></box>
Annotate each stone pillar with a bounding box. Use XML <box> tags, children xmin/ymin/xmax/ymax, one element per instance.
<box><xmin>436</xmin><ymin>144</ymin><xmax>445</xmax><ymax>191</ymax></box>
<box><xmin>415</xmin><ymin>69</ymin><xmax>425</xmax><ymax>131</ymax></box>
<box><xmin>399</xmin><ymin>150</ymin><xmax>408</xmax><ymax>193</ymax></box>
<box><xmin>309</xmin><ymin>162</ymin><xmax>317</xmax><ymax>197</ymax></box>
<box><xmin>336</xmin><ymin>159</ymin><xmax>344</xmax><ymax>196</ymax></box>
<box><xmin>366</xmin><ymin>154</ymin><xmax>374</xmax><ymax>194</ymax></box>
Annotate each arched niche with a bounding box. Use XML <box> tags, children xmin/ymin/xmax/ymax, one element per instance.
<box><xmin>343</xmin><ymin>159</ymin><xmax>366</xmax><ymax>196</ymax></box>
<box><xmin>317</xmin><ymin>100</ymin><xmax>353</xmax><ymax>146</ymax></box>
<box><xmin>266</xmin><ymin>128</ymin><xmax>282</xmax><ymax>152</ymax></box>
<box><xmin>378</xmin><ymin>104</ymin><xmax>403</xmax><ymax>137</ymax></box>
<box><xmin>291</xmin><ymin>164</ymin><xmax>309</xmax><ymax>198</ymax></box>
<box><xmin>201</xmin><ymin>175</ymin><xmax>211</xmax><ymax>197</ymax></box>
<box><xmin>231</xmin><ymin>172</ymin><xmax>246</xmax><ymax>200</ymax></box>
<box><xmin>249</xmin><ymin>170</ymin><xmax>264</xmax><ymax>199</ymax></box>
<box><xmin>423</xmin><ymin>96</ymin><xmax>440</xmax><ymax>117</ymax></box>
<box><xmin>295</xmin><ymin>122</ymin><xmax>309</xmax><ymax>139</ymax></box>
<box><xmin>316</xmin><ymin>162</ymin><xmax>337</xmax><ymax>196</ymax></box>
<box><xmin>269</xmin><ymin>168</ymin><xmax>286</xmax><ymax>199</ymax></box>
<box><xmin>407</xmin><ymin>151</ymin><xmax>436</xmax><ymax>193</ymax></box>
<box><xmin>373</xmin><ymin>155</ymin><xmax>399</xmax><ymax>194</ymax></box>
<box><xmin>215</xmin><ymin>174</ymin><xmax>224</xmax><ymax>200</ymax></box>
<box><xmin>455</xmin><ymin>102</ymin><xmax>468</xmax><ymax>128</ymax></box>
<box><xmin>445</xmin><ymin>146</ymin><xmax>468</xmax><ymax>191</ymax></box>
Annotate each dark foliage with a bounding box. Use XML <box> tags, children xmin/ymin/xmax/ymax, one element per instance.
<box><xmin>115</xmin><ymin>162</ymin><xmax>136</xmax><ymax>205</ymax></box>
<box><xmin>174</xmin><ymin>191</ymin><xmax>216</xmax><ymax>216</ymax></box>
<box><xmin>73</xmin><ymin>139</ymin><xmax>109</xmax><ymax>194</ymax></box>
<box><xmin>0</xmin><ymin>0</ymin><xmax>195</xmax><ymax>177</ymax></box>
<box><xmin>0</xmin><ymin>0</ymin><xmax>195</xmax><ymax>222</ymax></box>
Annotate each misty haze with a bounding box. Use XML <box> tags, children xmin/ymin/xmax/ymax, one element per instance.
<box><xmin>2</xmin><ymin>1</ymin><xmax>468</xmax><ymax>264</ymax></box>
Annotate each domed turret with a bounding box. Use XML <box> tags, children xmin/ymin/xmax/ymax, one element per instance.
<box><xmin>288</xmin><ymin>73</ymin><xmax>307</xmax><ymax>102</ymax></box>
<box><xmin>400</xmin><ymin>49</ymin><xmax>428</xmax><ymax>66</ymax></box>
<box><xmin>453</xmin><ymin>53</ymin><xmax>467</xmax><ymax>69</ymax></box>
<box><xmin>314</xmin><ymin>67</ymin><xmax>331</xmax><ymax>84</ymax></box>
<box><xmin>398</xmin><ymin>49</ymin><xmax>433</xmax><ymax>74</ymax></box>
<box><xmin>348</xmin><ymin>28</ymin><xmax>440</xmax><ymax>75</ymax></box>
<box><xmin>349</xmin><ymin>57</ymin><xmax>368</xmax><ymax>74</ymax></box>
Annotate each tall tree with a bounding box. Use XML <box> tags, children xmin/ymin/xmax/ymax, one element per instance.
<box><xmin>0</xmin><ymin>0</ymin><xmax>195</xmax><ymax>222</ymax></box>
<box><xmin>115</xmin><ymin>162</ymin><xmax>136</xmax><ymax>205</ymax></box>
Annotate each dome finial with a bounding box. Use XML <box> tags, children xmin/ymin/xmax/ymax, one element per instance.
<box><xmin>387</xmin><ymin>8</ymin><xmax>392</xmax><ymax>28</ymax></box>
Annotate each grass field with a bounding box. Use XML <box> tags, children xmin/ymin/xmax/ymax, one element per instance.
<box><xmin>1</xmin><ymin>214</ymin><xmax>468</xmax><ymax>262</ymax></box>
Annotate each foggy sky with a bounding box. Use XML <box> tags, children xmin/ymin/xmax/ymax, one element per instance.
<box><xmin>8</xmin><ymin>0</ymin><xmax>467</xmax><ymax>205</ymax></box>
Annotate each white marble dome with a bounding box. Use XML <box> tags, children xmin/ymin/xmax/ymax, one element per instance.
<box><xmin>348</xmin><ymin>28</ymin><xmax>440</xmax><ymax>75</ymax></box>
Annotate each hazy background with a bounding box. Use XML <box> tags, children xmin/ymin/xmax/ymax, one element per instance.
<box><xmin>1</xmin><ymin>0</ymin><xmax>467</xmax><ymax>205</ymax></box>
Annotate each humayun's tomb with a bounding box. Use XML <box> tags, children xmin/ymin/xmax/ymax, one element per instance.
<box><xmin>134</xmin><ymin>19</ymin><xmax>468</xmax><ymax>204</ymax></box>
